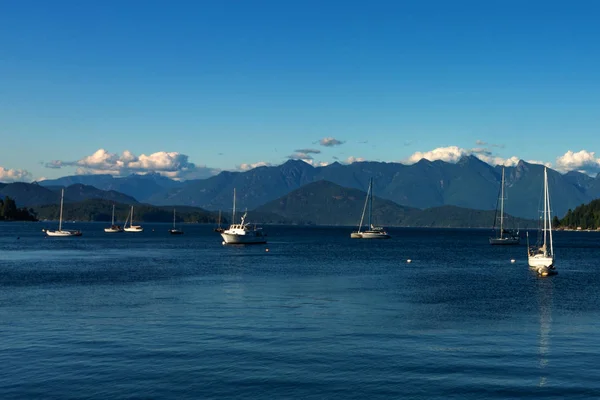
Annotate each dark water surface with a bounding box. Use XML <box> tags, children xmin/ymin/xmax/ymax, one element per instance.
<box><xmin>1</xmin><ymin>223</ymin><xmax>600</xmax><ymax>399</ymax></box>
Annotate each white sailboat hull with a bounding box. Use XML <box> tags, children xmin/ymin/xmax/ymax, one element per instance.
<box><xmin>350</xmin><ymin>232</ymin><xmax>363</xmax><ymax>239</ymax></box>
<box><xmin>124</xmin><ymin>226</ymin><xmax>143</xmax><ymax>232</ymax></box>
<box><xmin>360</xmin><ymin>230</ymin><xmax>391</xmax><ymax>239</ymax></box>
<box><xmin>45</xmin><ymin>229</ymin><xmax>82</xmax><ymax>237</ymax></box>
<box><xmin>528</xmin><ymin>254</ymin><xmax>554</xmax><ymax>268</ymax></box>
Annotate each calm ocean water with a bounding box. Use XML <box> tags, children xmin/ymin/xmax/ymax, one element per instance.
<box><xmin>1</xmin><ymin>222</ymin><xmax>600</xmax><ymax>399</ymax></box>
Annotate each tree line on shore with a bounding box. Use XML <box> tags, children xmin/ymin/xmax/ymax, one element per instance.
<box><xmin>0</xmin><ymin>196</ymin><xmax>38</xmax><ymax>221</ymax></box>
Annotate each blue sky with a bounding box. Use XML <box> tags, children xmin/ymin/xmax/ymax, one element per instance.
<box><xmin>1</xmin><ymin>0</ymin><xmax>600</xmax><ymax>181</ymax></box>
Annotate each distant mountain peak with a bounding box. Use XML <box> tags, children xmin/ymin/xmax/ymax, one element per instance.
<box><xmin>283</xmin><ymin>159</ymin><xmax>313</xmax><ymax>167</ymax></box>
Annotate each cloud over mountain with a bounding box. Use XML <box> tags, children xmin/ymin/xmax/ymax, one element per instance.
<box><xmin>555</xmin><ymin>150</ymin><xmax>600</xmax><ymax>175</ymax></box>
<box><xmin>237</xmin><ymin>161</ymin><xmax>272</xmax><ymax>171</ymax></box>
<box><xmin>0</xmin><ymin>166</ymin><xmax>32</xmax><ymax>182</ymax></box>
<box><xmin>405</xmin><ymin>146</ymin><xmax>520</xmax><ymax>167</ymax></box>
<box><xmin>345</xmin><ymin>156</ymin><xmax>366</xmax><ymax>164</ymax></box>
<box><xmin>288</xmin><ymin>152</ymin><xmax>314</xmax><ymax>161</ymax></box>
<box><xmin>45</xmin><ymin>149</ymin><xmax>218</xmax><ymax>180</ymax></box>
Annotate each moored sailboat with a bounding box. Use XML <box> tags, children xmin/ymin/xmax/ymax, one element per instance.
<box><xmin>104</xmin><ymin>204</ymin><xmax>124</xmax><ymax>233</ymax></box>
<box><xmin>43</xmin><ymin>188</ymin><xmax>82</xmax><ymax>237</ymax></box>
<box><xmin>124</xmin><ymin>205</ymin><xmax>143</xmax><ymax>232</ymax></box>
<box><xmin>489</xmin><ymin>167</ymin><xmax>519</xmax><ymax>245</ymax></box>
<box><xmin>527</xmin><ymin>167</ymin><xmax>557</xmax><ymax>276</ymax></box>
<box><xmin>169</xmin><ymin>208</ymin><xmax>184</xmax><ymax>235</ymax></box>
<box><xmin>350</xmin><ymin>178</ymin><xmax>390</xmax><ymax>239</ymax></box>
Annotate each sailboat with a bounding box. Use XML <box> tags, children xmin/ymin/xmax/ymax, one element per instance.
<box><xmin>220</xmin><ymin>188</ymin><xmax>267</xmax><ymax>244</ymax></box>
<box><xmin>213</xmin><ymin>210</ymin><xmax>224</xmax><ymax>233</ymax></box>
<box><xmin>43</xmin><ymin>188</ymin><xmax>82</xmax><ymax>237</ymax></box>
<box><xmin>169</xmin><ymin>208</ymin><xmax>184</xmax><ymax>235</ymax></box>
<box><xmin>350</xmin><ymin>178</ymin><xmax>390</xmax><ymax>239</ymax></box>
<box><xmin>104</xmin><ymin>204</ymin><xmax>124</xmax><ymax>233</ymax></box>
<box><xmin>527</xmin><ymin>167</ymin><xmax>557</xmax><ymax>276</ymax></box>
<box><xmin>123</xmin><ymin>205</ymin><xmax>143</xmax><ymax>232</ymax></box>
<box><xmin>489</xmin><ymin>167</ymin><xmax>519</xmax><ymax>245</ymax></box>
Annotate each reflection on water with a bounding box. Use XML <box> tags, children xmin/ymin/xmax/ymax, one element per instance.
<box><xmin>537</xmin><ymin>279</ymin><xmax>554</xmax><ymax>387</ymax></box>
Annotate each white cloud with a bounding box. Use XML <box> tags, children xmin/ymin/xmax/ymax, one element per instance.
<box><xmin>345</xmin><ymin>156</ymin><xmax>366</xmax><ymax>164</ymax></box>
<box><xmin>303</xmin><ymin>160</ymin><xmax>330</xmax><ymax>167</ymax></box>
<box><xmin>527</xmin><ymin>160</ymin><xmax>553</xmax><ymax>168</ymax></box>
<box><xmin>404</xmin><ymin>146</ymin><xmax>521</xmax><ymax>167</ymax></box>
<box><xmin>555</xmin><ymin>150</ymin><xmax>600</xmax><ymax>174</ymax></box>
<box><xmin>45</xmin><ymin>148</ymin><xmax>218</xmax><ymax>180</ymax></box>
<box><xmin>237</xmin><ymin>161</ymin><xmax>272</xmax><ymax>171</ymax></box>
<box><xmin>319</xmin><ymin>137</ymin><xmax>345</xmax><ymax>147</ymax></box>
<box><xmin>288</xmin><ymin>152</ymin><xmax>314</xmax><ymax>161</ymax></box>
<box><xmin>0</xmin><ymin>167</ymin><xmax>32</xmax><ymax>182</ymax></box>
<box><xmin>405</xmin><ymin>146</ymin><xmax>467</xmax><ymax>164</ymax></box>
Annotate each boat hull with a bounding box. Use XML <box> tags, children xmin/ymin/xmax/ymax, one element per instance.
<box><xmin>124</xmin><ymin>226</ymin><xmax>143</xmax><ymax>232</ymax></box>
<box><xmin>528</xmin><ymin>254</ymin><xmax>554</xmax><ymax>268</ymax></box>
<box><xmin>45</xmin><ymin>229</ymin><xmax>82</xmax><ymax>237</ymax></box>
<box><xmin>489</xmin><ymin>237</ymin><xmax>520</xmax><ymax>245</ymax></box>
<box><xmin>221</xmin><ymin>232</ymin><xmax>266</xmax><ymax>244</ymax></box>
<box><xmin>169</xmin><ymin>229</ymin><xmax>184</xmax><ymax>235</ymax></box>
<box><xmin>350</xmin><ymin>232</ymin><xmax>363</xmax><ymax>239</ymax></box>
<box><xmin>360</xmin><ymin>230</ymin><xmax>390</xmax><ymax>239</ymax></box>
<box><xmin>104</xmin><ymin>226</ymin><xmax>123</xmax><ymax>233</ymax></box>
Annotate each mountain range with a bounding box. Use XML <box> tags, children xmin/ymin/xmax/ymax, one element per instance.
<box><xmin>0</xmin><ymin>182</ymin><xmax>138</xmax><ymax>208</ymax></box>
<box><xmin>31</xmin><ymin>157</ymin><xmax>600</xmax><ymax>219</ymax></box>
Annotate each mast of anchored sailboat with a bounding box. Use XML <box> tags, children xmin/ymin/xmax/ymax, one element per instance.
<box><xmin>368</xmin><ymin>178</ymin><xmax>373</xmax><ymax>228</ymax></box>
<box><xmin>59</xmin><ymin>188</ymin><xmax>64</xmax><ymax>231</ymax></box>
<box><xmin>545</xmin><ymin>167</ymin><xmax>553</xmax><ymax>257</ymax></box>
<box><xmin>500</xmin><ymin>168</ymin><xmax>505</xmax><ymax>238</ymax></box>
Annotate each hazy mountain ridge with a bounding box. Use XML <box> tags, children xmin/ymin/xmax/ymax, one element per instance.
<box><xmin>254</xmin><ymin>180</ymin><xmax>536</xmax><ymax>228</ymax></box>
<box><xmin>0</xmin><ymin>183</ymin><xmax>138</xmax><ymax>207</ymax></box>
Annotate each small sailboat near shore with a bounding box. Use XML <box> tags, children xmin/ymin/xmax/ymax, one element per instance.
<box><xmin>43</xmin><ymin>188</ymin><xmax>82</xmax><ymax>237</ymax></box>
<box><xmin>124</xmin><ymin>205</ymin><xmax>143</xmax><ymax>232</ymax></box>
<box><xmin>351</xmin><ymin>178</ymin><xmax>390</xmax><ymax>239</ymax></box>
<box><xmin>527</xmin><ymin>167</ymin><xmax>557</xmax><ymax>276</ymax></box>
<box><xmin>214</xmin><ymin>210</ymin><xmax>224</xmax><ymax>233</ymax></box>
<box><xmin>489</xmin><ymin>167</ymin><xmax>519</xmax><ymax>245</ymax></box>
<box><xmin>169</xmin><ymin>208</ymin><xmax>184</xmax><ymax>235</ymax></box>
<box><xmin>104</xmin><ymin>204</ymin><xmax>124</xmax><ymax>233</ymax></box>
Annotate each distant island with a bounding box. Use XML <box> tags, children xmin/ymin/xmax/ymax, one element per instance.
<box><xmin>0</xmin><ymin>196</ymin><xmax>38</xmax><ymax>221</ymax></box>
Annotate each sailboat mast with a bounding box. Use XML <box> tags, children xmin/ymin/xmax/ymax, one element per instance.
<box><xmin>542</xmin><ymin>167</ymin><xmax>548</xmax><ymax>254</ymax></box>
<box><xmin>500</xmin><ymin>168</ymin><xmax>505</xmax><ymax>238</ymax></box>
<box><xmin>173</xmin><ymin>208</ymin><xmax>176</xmax><ymax>228</ymax></box>
<box><xmin>111</xmin><ymin>204</ymin><xmax>115</xmax><ymax>225</ymax></box>
<box><xmin>59</xmin><ymin>188</ymin><xmax>64</xmax><ymax>231</ymax></box>
<box><xmin>368</xmin><ymin>178</ymin><xmax>373</xmax><ymax>228</ymax></box>
<box><xmin>358</xmin><ymin>185</ymin><xmax>369</xmax><ymax>232</ymax></box>
<box><xmin>546</xmin><ymin>168</ymin><xmax>553</xmax><ymax>257</ymax></box>
<box><xmin>232</xmin><ymin>188</ymin><xmax>236</xmax><ymax>225</ymax></box>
